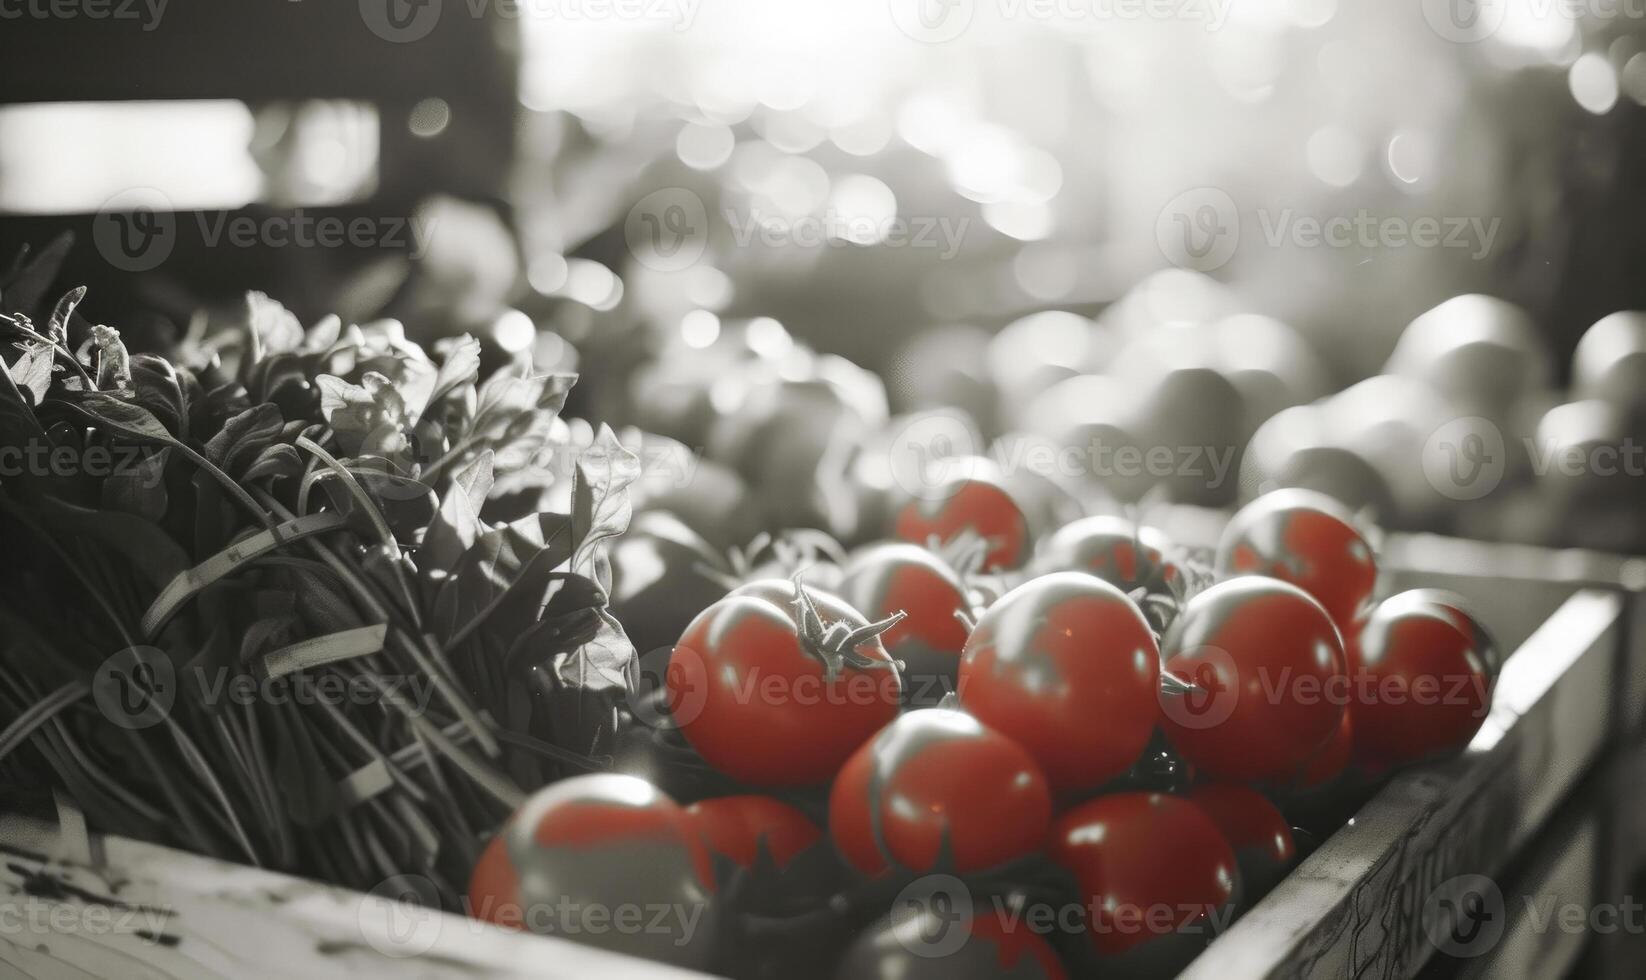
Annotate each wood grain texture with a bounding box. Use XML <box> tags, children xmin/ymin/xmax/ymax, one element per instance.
<box><xmin>0</xmin><ymin>817</ymin><xmax>705</xmax><ymax>980</ymax></box>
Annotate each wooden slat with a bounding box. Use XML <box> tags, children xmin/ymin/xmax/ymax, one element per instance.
<box><xmin>0</xmin><ymin>817</ymin><xmax>706</xmax><ymax>980</ymax></box>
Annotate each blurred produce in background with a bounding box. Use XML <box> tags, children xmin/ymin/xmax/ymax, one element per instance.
<box><xmin>6</xmin><ymin>0</ymin><xmax>1646</xmax><ymax>556</ymax></box>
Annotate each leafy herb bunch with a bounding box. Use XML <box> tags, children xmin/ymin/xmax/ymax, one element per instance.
<box><xmin>0</xmin><ymin>239</ymin><xmax>640</xmax><ymax>905</ymax></box>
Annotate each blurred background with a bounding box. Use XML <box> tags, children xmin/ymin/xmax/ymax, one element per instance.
<box><xmin>4</xmin><ymin>0</ymin><xmax>1646</xmax><ymax>551</ymax></box>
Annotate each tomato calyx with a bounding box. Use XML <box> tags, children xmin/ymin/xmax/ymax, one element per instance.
<box><xmin>933</xmin><ymin>529</ymin><xmax>994</xmax><ymax>577</ymax></box>
<box><xmin>789</xmin><ymin>576</ymin><xmax>907</xmax><ymax>680</ymax></box>
<box><xmin>929</xmin><ymin>529</ymin><xmax>1018</xmax><ymax>621</ymax></box>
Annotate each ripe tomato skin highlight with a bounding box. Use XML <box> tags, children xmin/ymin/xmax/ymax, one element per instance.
<box><xmin>1346</xmin><ymin>589</ymin><xmax>1499</xmax><ymax>767</ymax></box>
<box><xmin>1159</xmin><ymin>577</ymin><xmax>1347</xmax><ymax>784</ymax></box>
<box><xmin>683</xmin><ymin>795</ymin><xmax>822</xmax><ymax>869</ymax></box>
<box><xmin>958</xmin><ymin>572</ymin><xmax>1161</xmax><ymax>793</ymax></box>
<box><xmin>829</xmin><ymin>708</ymin><xmax>1053</xmax><ymax>875</ymax></box>
<box><xmin>834</xmin><ymin>907</ymin><xmax>1069</xmax><ymax>979</ymax></box>
<box><xmin>466</xmin><ymin>774</ymin><xmax>717</xmax><ymax>968</ymax></box>
<box><xmin>1030</xmin><ymin>515</ymin><xmax>1181</xmax><ymax>593</ymax></box>
<box><xmin>893</xmin><ymin>465</ymin><xmax>1031</xmax><ymax>571</ymax></box>
<box><xmin>668</xmin><ymin>580</ymin><xmax>902</xmax><ymax>786</ymax></box>
<box><xmin>1187</xmin><ymin>784</ymin><xmax>1296</xmax><ymax>899</ymax></box>
<box><xmin>1216</xmin><ymin>488</ymin><xmax>1378</xmax><ymax>628</ymax></box>
<box><xmin>838</xmin><ymin>542</ymin><xmax>972</xmax><ymax>706</ymax></box>
<box><xmin>1051</xmin><ymin>792</ymin><xmax>1239</xmax><ymax>965</ymax></box>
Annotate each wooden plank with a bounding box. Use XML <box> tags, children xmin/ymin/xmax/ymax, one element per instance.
<box><xmin>1456</xmin><ymin>813</ymin><xmax>1596</xmax><ymax>980</ymax></box>
<box><xmin>1177</xmin><ymin>587</ymin><xmax>1625</xmax><ymax>980</ymax></box>
<box><xmin>0</xmin><ymin>817</ymin><xmax>705</xmax><ymax>980</ymax></box>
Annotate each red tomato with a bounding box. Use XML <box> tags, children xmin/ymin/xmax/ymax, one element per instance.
<box><xmin>836</xmin><ymin>902</ymin><xmax>1066</xmax><ymax>980</ymax></box>
<box><xmin>829</xmin><ymin>708</ymin><xmax>1052</xmax><ymax>874</ymax></box>
<box><xmin>465</xmin><ymin>774</ymin><xmax>716</xmax><ymax>967</ymax></box>
<box><xmin>683</xmin><ymin>795</ymin><xmax>821</xmax><ymax>869</ymax></box>
<box><xmin>1298</xmin><ymin>704</ymin><xmax>1354</xmax><ymax>789</ymax></box>
<box><xmin>1030</xmin><ymin>515</ymin><xmax>1181</xmax><ymax>593</ymax></box>
<box><xmin>835</xmin><ymin>905</ymin><xmax>1069</xmax><ymax>979</ymax></box>
<box><xmin>838</xmin><ymin>542</ymin><xmax>972</xmax><ymax>706</ymax></box>
<box><xmin>892</xmin><ymin>463</ymin><xmax>1030</xmax><ymax>571</ymax></box>
<box><xmin>1346</xmin><ymin>589</ymin><xmax>1499</xmax><ymax>767</ymax></box>
<box><xmin>1051</xmin><ymin>792</ymin><xmax>1238</xmax><ymax>969</ymax></box>
<box><xmin>958</xmin><ymin>573</ymin><xmax>1160</xmax><ymax>793</ymax></box>
<box><xmin>1217</xmin><ymin>488</ymin><xmax>1377</xmax><ymax>628</ymax></box>
<box><xmin>1187</xmin><ymin>784</ymin><xmax>1296</xmax><ymax>898</ymax></box>
<box><xmin>468</xmin><ymin>832</ymin><xmax>522</xmax><ymax>929</ymax></box>
<box><xmin>1159</xmin><ymin>577</ymin><xmax>1346</xmax><ymax>784</ymax></box>
<box><xmin>668</xmin><ymin>579</ymin><xmax>902</xmax><ymax>786</ymax></box>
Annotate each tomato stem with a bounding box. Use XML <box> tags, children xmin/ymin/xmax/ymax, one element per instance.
<box><xmin>788</xmin><ymin>575</ymin><xmax>906</xmax><ymax>680</ymax></box>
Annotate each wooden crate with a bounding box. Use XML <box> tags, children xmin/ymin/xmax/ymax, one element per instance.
<box><xmin>2</xmin><ymin>533</ymin><xmax>1638</xmax><ymax>980</ymax></box>
<box><xmin>1168</xmin><ymin>524</ymin><xmax>1640</xmax><ymax>980</ymax></box>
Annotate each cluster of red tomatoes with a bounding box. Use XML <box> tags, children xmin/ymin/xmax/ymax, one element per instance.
<box><xmin>467</xmin><ymin>482</ymin><xmax>1499</xmax><ymax>978</ymax></box>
